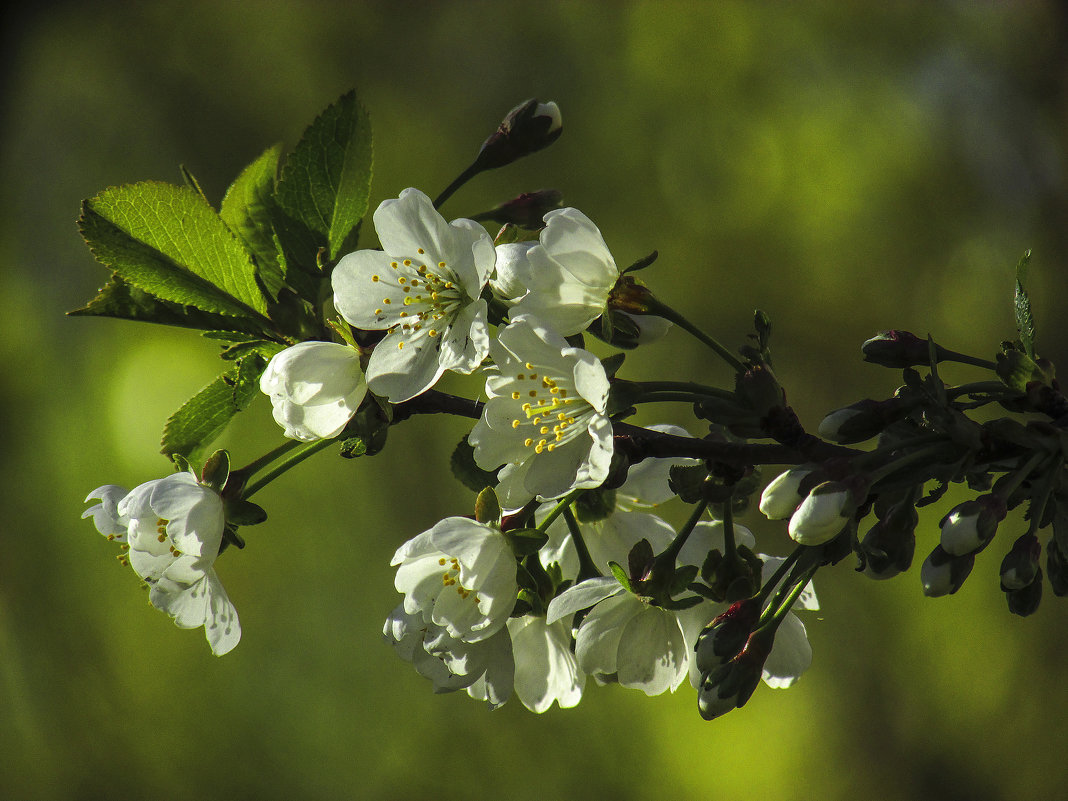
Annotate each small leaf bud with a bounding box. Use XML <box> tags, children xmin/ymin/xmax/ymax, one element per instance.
<box><xmin>921</xmin><ymin>545</ymin><xmax>975</xmax><ymax>597</ymax></box>
<box><xmin>474</xmin><ymin>99</ymin><xmax>562</xmax><ymax>171</ymax></box>
<box><xmin>938</xmin><ymin>494</ymin><xmax>1006</xmax><ymax>556</ymax></box>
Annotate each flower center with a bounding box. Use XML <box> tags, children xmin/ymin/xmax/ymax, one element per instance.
<box><xmin>507</xmin><ymin>362</ymin><xmax>590</xmax><ymax>454</ymax></box>
<box><xmin>155</xmin><ymin>517</ymin><xmax>182</xmax><ymax>557</ymax></box>
<box><xmin>371</xmin><ymin>256</ymin><xmax>465</xmax><ymax>350</ymax></box>
<box><xmin>438</xmin><ymin>556</ymin><xmax>480</xmax><ymax>603</ymax></box>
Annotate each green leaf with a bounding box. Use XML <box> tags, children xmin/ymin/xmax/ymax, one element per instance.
<box><xmin>275</xmin><ymin>90</ymin><xmax>373</xmax><ymax>261</ymax></box>
<box><xmin>220</xmin><ymin>144</ymin><xmax>286</xmax><ymax>300</ymax></box>
<box><xmin>69</xmin><ymin>273</ymin><xmax>266</xmax><ymax>335</ymax></box>
<box><xmin>1014</xmin><ymin>250</ymin><xmax>1035</xmax><ymax>359</ymax></box>
<box><xmin>474</xmin><ymin>487</ymin><xmax>501</xmax><ymax>524</ymax></box>
<box><xmin>160</xmin><ymin>355</ymin><xmax>266</xmax><ymax>460</ymax></box>
<box><xmin>504</xmin><ymin>528</ymin><xmax>549</xmax><ymax>557</ymax></box>
<box><xmin>81</xmin><ymin>181</ymin><xmax>269</xmax><ymax>318</ymax></box>
<box><xmin>608</xmin><ymin>561</ymin><xmax>634</xmax><ymax>594</ymax></box>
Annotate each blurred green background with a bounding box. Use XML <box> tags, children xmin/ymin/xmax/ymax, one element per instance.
<box><xmin>3</xmin><ymin>2</ymin><xmax>1067</xmax><ymax>799</ymax></box>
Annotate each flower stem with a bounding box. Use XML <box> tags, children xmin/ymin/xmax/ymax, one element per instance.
<box><xmin>434</xmin><ymin>162</ymin><xmax>481</xmax><ymax>209</ymax></box>
<box><xmin>242</xmin><ymin>438</ymin><xmax>339</xmax><ymax>499</ymax></box>
<box><xmin>640</xmin><ymin>297</ymin><xmax>746</xmax><ymax>374</ymax></box>
<box><xmin>236</xmin><ymin>439</ymin><xmax>304</xmax><ymax>480</ymax></box>
<box><xmin>536</xmin><ymin>490</ymin><xmax>581</xmax><ymax>533</ymax></box>
<box><xmin>660</xmin><ymin>498</ymin><xmax>711</xmax><ymax>566</ymax></box>
<box><xmin>562</xmin><ymin>506</ymin><xmax>602</xmax><ymax>582</ymax></box>
<box><xmin>636</xmin><ymin>381</ymin><xmax>736</xmax><ymax>401</ymax></box>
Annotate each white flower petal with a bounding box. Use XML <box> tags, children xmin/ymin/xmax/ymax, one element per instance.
<box><xmin>761</xmin><ymin>612</ymin><xmax>812</xmax><ymax>688</ymax></box>
<box><xmin>615</xmin><ymin>605</ymin><xmax>688</xmax><ymax>695</ymax></box>
<box><xmin>546</xmin><ymin>576</ymin><xmax>623</xmax><ymax>625</ymax></box>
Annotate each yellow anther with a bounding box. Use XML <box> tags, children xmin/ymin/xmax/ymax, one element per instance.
<box><xmin>417</xmin><ymin>248</ymin><xmax>425</xmax><ymax>254</ymax></box>
<box><xmin>391</xmin><ymin>261</ymin><xmax>398</xmax><ymax>268</ymax></box>
<box><xmin>522</xmin><ymin>402</ymin><xmax>532</xmax><ymax>411</ymax></box>
<box><xmin>439</xmin><ymin>557</ymin><xmax>447</xmax><ymax>565</ymax></box>
<box><xmin>428</xmin><ymin>329</ymin><xmax>438</xmax><ymax>337</ymax></box>
<box><xmin>403</xmin><ymin>297</ymin><xmax>413</xmax><ymax>305</ymax></box>
<box><xmin>372</xmin><ymin>275</ymin><xmax>380</xmax><ymax>282</ymax></box>
<box><xmin>529</xmin><ymin>390</ymin><xmax>538</xmax><ymax>397</ymax></box>
<box><xmin>559</xmin><ymin>389</ymin><xmax>568</xmax><ymax>397</ymax></box>
<box><xmin>512</xmin><ymin>419</ymin><xmax>520</xmax><ymax>428</ymax></box>
<box><xmin>374</xmin><ymin>308</ymin><xmax>383</xmax><ymax>315</ymax></box>
<box><xmin>383</xmin><ymin>298</ymin><xmax>391</xmax><ymax>304</ymax></box>
<box><xmin>403</xmin><ymin>259</ymin><xmax>412</xmax><ymax>266</ymax></box>
<box><xmin>157</xmin><ymin>533</ymin><xmax>167</xmax><ymax>543</ymax></box>
<box><xmin>525</xmin><ymin>362</ymin><xmax>534</xmax><ymax>370</ymax></box>
<box><xmin>398</xmin><ymin>342</ymin><xmax>405</xmax><ymax>349</ymax></box>
<box><xmin>535</xmin><ymin>439</ymin><xmax>547</xmax><ymax>454</ymax></box>
<box><xmin>524</xmin><ymin>438</ymin><xmax>534</xmax><ymax>447</ymax></box>
<box><xmin>557</xmin><ymin>412</ymin><xmax>567</xmax><ymax>420</ymax></box>
<box><xmin>511</xmin><ymin>391</ymin><xmax>521</xmax><ymax>400</ymax></box>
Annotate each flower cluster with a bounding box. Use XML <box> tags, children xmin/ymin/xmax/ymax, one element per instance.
<box><xmin>80</xmin><ymin>95</ymin><xmax>1062</xmax><ymax>727</ymax></box>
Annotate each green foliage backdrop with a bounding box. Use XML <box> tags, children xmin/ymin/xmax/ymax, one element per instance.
<box><xmin>2</xmin><ymin>2</ymin><xmax>1067</xmax><ymax>799</ymax></box>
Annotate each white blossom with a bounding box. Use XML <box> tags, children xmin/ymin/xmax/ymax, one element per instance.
<box><xmin>391</xmin><ymin>517</ymin><xmax>517</xmax><ymax>643</ymax></box>
<box><xmin>84</xmin><ymin>473</ymin><xmax>240</xmax><ymax>656</ymax></box>
<box><xmin>469</xmin><ymin>315</ymin><xmax>612</xmax><ymax>508</ymax></box>
<box><xmin>259</xmin><ymin>341</ymin><xmax>367</xmax><ymax>441</ymax></box>
<box><xmin>509</xmin><ymin>208</ymin><xmax>620</xmax><ymax>336</ymax></box>
<box><xmin>332</xmin><ymin>187</ymin><xmax>495</xmax><ymax>402</ymax></box>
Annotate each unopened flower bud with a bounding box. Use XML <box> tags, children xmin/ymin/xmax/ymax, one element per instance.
<box><xmin>1005</xmin><ymin>568</ymin><xmax>1043</xmax><ymax>617</ymax></box>
<box><xmin>694</xmin><ymin>599</ymin><xmax>761</xmax><ymax>674</ymax></box>
<box><xmin>862</xmin><ymin>330</ymin><xmax>945</xmax><ymax>368</ymax></box>
<box><xmin>817</xmin><ymin>397</ymin><xmax>909</xmax><ymax>445</ymax></box>
<box><xmin>788</xmin><ymin>480</ymin><xmax>861</xmax><ymax>546</ymax></box>
<box><xmin>939</xmin><ymin>494</ymin><xmax>1005</xmax><ymax>556</ymax></box>
<box><xmin>856</xmin><ymin>501</ymin><xmax>918</xmax><ymax>580</ymax></box>
<box><xmin>697</xmin><ymin>628</ymin><xmax>771</xmax><ymax>721</ymax></box>
<box><xmin>920</xmin><ymin>545</ymin><xmax>975</xmax><ymax>597</ymax></box>
<box><xmin>759</xmin><ymin>467</ymin><xmax>814</xmax><ymax>520</ymax></box>
<box><xmin>475</xmin><ymin>99</ymin><xmax>562</xmax><ymax>171</ymax></box>
<box><xmin>472</xmin><ymin>189</ymin><xmax>563</xmax><ymax>228</ymax></box>
<box><xmin>1046</xmin><ymin>540</ymin><xmax>1068</xmax><ymax>597</ymax></box>
<box><xmin>999</xmin><ymin>533</ymin><xmax>1040</xmax><ymax>591</ymax></box>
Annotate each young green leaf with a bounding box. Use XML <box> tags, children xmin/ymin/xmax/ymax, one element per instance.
<box><xmin>275</xmin><ymin>90</ymin><xmax>373</xmax><ymax>261</ymax></box>
<box><xmin>69</xmin><ymin>273</ymin><xmax>266</xmax><ymax>335</ymax></box>
<box><xmin>81</xmin><ymin>181</ymin><xmax>270</xmax><ymax>319</ymax></box>
<box><xmin>160</xmin><ymin>354</ymin><xmax>267</xmax><ymax>460</ymax></box>
<box><xmin>1014</xmin><ymin>250</ymin><xmax>1035</xmax><ymax>359</ymax></box>
<box><xmin>220</xmin><ymin>144</ymin><xmax>285</xmax><ymax>300</ymax></box>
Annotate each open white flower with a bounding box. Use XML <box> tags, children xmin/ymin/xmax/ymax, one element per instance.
<box><xmin>469</xmin><ymin>315</ymin><xmax>612</xmax><ymax>508</ymax></box>
<box><xmin>259</xmin><ymin>341</ymin><xmax>367</xmax><ymax>441</ymax></box>
<box><xmin>332</xmin><ymin>187</ymin><xmax>495</xmax><ymax>402</ymax></box>
<box><xmin>392</xmin><ymin>517</ymin><xmax>517</xmax><ymax>643</ymax></box>
<box><xmin>384</xmin><ymin>604</ymin><xmax>515</xmax><ymax>708</ymax></box>
<box><xmin>546</xmin><ymin>576</ymin><xmax>689</xmax><ymax>696</ymax></box>
<box><xmin>507</xmin><ymin>615</ymin><xmax>585</xmax><ymax>712</ymax></box>
<box><xmin>85</xmin><ymin>473</ymin><xmax>240</xmax><ymax>656</ymax></box>
<box><xmin>509</xmin><ymin>208</ymin><xmax>620</xmax><ymax>336</ymax></box>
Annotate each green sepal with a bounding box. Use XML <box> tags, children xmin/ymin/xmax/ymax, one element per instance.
<box><xmin>160</xmin><ymin>354</ymin><xmax>267</xmax><ymax>461</ymax></box>
<box><xmin>275</xmin><ymin>89</ymin><xmax>373</xmax><ymax>262</ymax></box>
<box><xmin>600</xmin><ymin>353</ymin><xmax>625</xmax><ymax>379</ymax></box>
<box><xmin>220</xmin><ymin>144</ymin><xmax>286</xmax><ymax>301</ymax></box>
<box><xmin>224</xmin><ymin>499</ymin><xmax>268</xmax><ymax>526</ymax></box>
<box><xmin>669</xmin><ymin>464</ymin><xmax>712</xmax><ymax>503</ymax></box>
<box><xmin>996</xmin><ymin>346</ymin><xmax>1044</xmax><ymax>392</ymax></box>
<box><xmin>451</xmin><ymin>436</ymin><xmax>500</xmax><ymax>492</ymax></box>
<box><xmin>170</xmin><ymin>453</ymin><xmax>194</xmax><ymax>475</ymax></box>
<box><xmin>622</xmin><ymin>250</ymin><xmax>658</xmax><ymax>275</ymax></box>
<box><xmin>474</xmin><ymin>487</ymin><xmax>502</xmax><ymax>525</ymax></box>
<box><xmin>606</xmin><ymin>379</ymin><xmax>643</xmax><ymax>417</ymax></box>
<box><xmin>1014</xmin><ymin>250</ymin><xmax>1036</xmax><ymax>359</ymax></box>
<box><xmin>179</xmin><ymin>164</ymin><xmax>208</xmax><ymax>201</ymax></box>
<box><xmin>338</xmin><ymin>402</ymin><xmax>390</xmax><ymax>458</ymax></box>
<box><xmin>505</xmin><ymin>527</ymin><xmax>548</xmax><ymax>557</ymax></box>
<box><xmin>574</xmin><ymin>488</ymin><xmax>617</xmax><ymax>523</ymax></box>
<box><xmin>669</xmin><ymin>564</ymin><xmax>700</xmax><ymax>597</ymax></box>
<box><xmin>79</xmin><ymin>181</ymin><xmax>269</xmax><ymax>319</ymax></box>
<box><xmin>591</xmin><ymin>311</ymin><xmax>642</xmax><ymax>350</ymax></box>
<box><xmin>199</xmin><ymin>449</ymin><xmax>230</xmax><ymax>492</ymax></box>
<box><xmin>608</xmin><ymin>561</ymin><xmax>634</xmax><ymax>594</ymax></box>
<box><xmin>69</xmin><ymin>274</ymin><xmax>268</xmax><ymax>336</ymax></box>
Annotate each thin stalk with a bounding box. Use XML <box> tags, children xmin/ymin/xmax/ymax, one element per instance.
<box><xmin>562</xmin><ymin>507</ymin><xmax>601</xmax><ymax>582</ymax></box>
<box><xmin>642</xmin><ymin>298</ymin><xmax>746</xmax><ymax>374</ymax></box>
<box><xmin>243</xmin><ymin>438</ymin><xmax>338</xmax><ymax>499</ymax></box>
